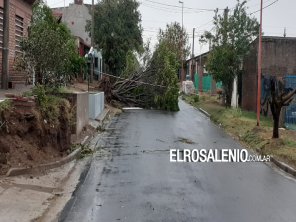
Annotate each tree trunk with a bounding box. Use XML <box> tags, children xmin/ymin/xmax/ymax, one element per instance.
<box><xmin>224</xmin><ymin>80</ymin><xmax>233</xmax><ymax>107</ymax></box>
<box><xmin>225</xmin><ymin>92</ymin><xmax>232</xmax><ymax>107</ymax></box>
<box><xmin>270</xmin><ymin>102</ymin><xmax>281</xmax><ymax>138</ymax></box>
<box><xmin>272</xmin><ymin>112</ymin><xmax>280</xmax><ymax>138</ymax></box>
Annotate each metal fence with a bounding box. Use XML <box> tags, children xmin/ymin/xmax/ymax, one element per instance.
<box><xmin>194</xmin><ymin>73</ymin><xmax>222</xmax><ymax>93</ymax></box>
<box><xmin>284</xmin><ymin>75</ymin><xmax>296</xmax><ymax>130</ymax></box>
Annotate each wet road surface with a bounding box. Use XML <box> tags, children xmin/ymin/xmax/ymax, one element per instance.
<box><xmin>61</xmin><ymin>100</ymin><xmax>296</xmax><ymax>222</ymax></box>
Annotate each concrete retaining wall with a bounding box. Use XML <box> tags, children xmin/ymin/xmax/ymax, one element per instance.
<box><xmin>89</xmin><ymin>92</ymin><xmax>104</xmax><ymax>119</ymax></box>
<box><xmin>76</xmin><ymin>92</ymin><xmax>89</xmax><ymax>134</ymax></box>
<box><xmin>58</xmin><ymin>92</ymin><xmax>89</xmax><ymax>135</ymax></box>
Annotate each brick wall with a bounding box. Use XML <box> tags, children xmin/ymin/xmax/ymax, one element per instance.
<box><xmin>0</xmin><ymin>0</ymin><xmax>33</xmax><ymax>88</ymax></box>
<box><xmin>242</xmin><ymin>36</ymin><xmax>296</xmax><ymax>112</ymax></box>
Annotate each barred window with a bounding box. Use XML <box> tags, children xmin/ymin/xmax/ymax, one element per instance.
<box><xmin>15</xmin><ymin>15</ymin><xmax>24</xmax><ymax>53</ymax></box>
<box><xmin>0</xmin><ymin>7</ymin><xmax>3</xmax><ymax>49</ymax></box>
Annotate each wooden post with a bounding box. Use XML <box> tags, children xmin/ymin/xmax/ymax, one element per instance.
<box><xmin>257</xmin><ymin>0</ymin><xmax>263</xmax><ymax>126</ymax></box>
<box><xmin>1</xmin><ymin>0</ymin><xmax>9</xmax><ymax>89</ymax></box>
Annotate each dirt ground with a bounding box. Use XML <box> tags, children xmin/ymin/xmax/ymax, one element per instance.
<box><xmin>0</xmin><ymin>106</ymin><xmax>70</xmax><ymax>175</ymax></box>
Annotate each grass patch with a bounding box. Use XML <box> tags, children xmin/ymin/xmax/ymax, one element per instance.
<box><xmin>31</xmin><ymin>85</ymin><xmax>72</xmax><ymax>127</ymax></box>
<box><xmin>284</xmin><ymin>140</ymin><xmax>296</xmax><ymax>148</ymax></box>
<box><xmin>0</xmin><ymin>100</ymin><xmax>12</xmax><ymax>113</ymax></box>
<box><xmin>182</xmin><ymin>93</ymin><xmax>296</xmax><ymax>169</ymax></box>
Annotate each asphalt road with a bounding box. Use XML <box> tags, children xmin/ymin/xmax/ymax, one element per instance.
<box><xmin>61</xmin><ymin>100</ymin><xmax>296</xmax><ymax>222</ymax></box>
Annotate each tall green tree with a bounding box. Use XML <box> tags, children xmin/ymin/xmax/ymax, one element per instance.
<box><xmin>158</xmin><ymin>22</ymin><xmax>190</xmax><ymax>66</ymax></box>
<box><xmin>149</xmin><ymin>40</ymin><xmax>179</xmax><ymax>111</ymax></box>
<box><xmin>206</xmin><ymin>0</ymin><xmax>259</xmax><ymax>106</ymax></box>
<box><xmin>18</xmin><ymin>0</ymin><xmax>82</xmax><ymax>87</ymax></box>
<box><xmin>90</xmin><ymin>0</ymin><xmax>143</xmax><ymax>75</ymax></box>
<box><xmin>143</xmin><ymin>24</ymin><xmax>186</xmax><ymax>111</ymax></box>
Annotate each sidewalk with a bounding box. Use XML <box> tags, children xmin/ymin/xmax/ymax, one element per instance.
<box><xmin>0</xmin><ymin>106</ymin><xmax>118</xmax><ymax>222</ymax></box>
<box><xmin>0</xmin><ymin>159</ymin><xmax>84</xmax><ymax>222</ymax></box>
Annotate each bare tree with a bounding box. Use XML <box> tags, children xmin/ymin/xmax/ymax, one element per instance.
<box><xmin>268</xmin><ymin>77</ymin><xmax>296</xmax><ymax>138</ymax></box>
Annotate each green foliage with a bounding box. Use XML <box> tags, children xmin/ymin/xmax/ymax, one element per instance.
<box><xmin>0</xmin><ymin>100</ymin><xmax>12</xmax><ymax>113</ymax></box>
<box><xmin>18</xmin><ymin>1</ymin><xmax>84</xmax><ymax>87</ymax></box>
<box><xmin>284</xmin><ymin>140</ymin><xmax>296</xmax><ymax>148</ymax></box>
<box><xmin>150</xmin><ymin>41</ymin><xmax>179</xmax><ymax>111</ymax></box>
<box><xmin>193</xmin><ymin>95</ymin><xmax>199</xmax><ymax>103</ymax></box>
<box><xmin>140</xmin><ymin>40</ymin><xmax>152</xmax><ymax>69</ymax></box>
<box><xmin>141</xmin><ymin>22</ymin><xmax>190</xmax><ymax>111</ymax></box>
<box><xmin>205</xmin><ymin>0</ymin><xmax>259</xmax><ymax>106</ymax></box>
<box><xmin>206</xmin><ymin>45</ymin><xmax>238</xmax><ymax>105</ymax></box>
<box><xmin>32</xmin><ymin>85</ymin><xmax>71</xmax><ymax>126</ymax></box>
<box><xmin>89</xmin><ymin>0</ymin><xmax>143</xmax><ymax>75</ymax></box>
<box><xmin>158</xmin><ymin>22</ymin><xmax>190</xmax><ymax>65</ymax></box>
<box><xmin>122</xmin><ymin>50</ymin><xmax>140</xmax><ymax>78</ymax></box>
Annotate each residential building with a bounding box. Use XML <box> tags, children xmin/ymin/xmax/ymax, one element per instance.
<box><xmin>0</xmin><ymin>0</ymin><xmax>35</xmax><ymax>88</ymax></box>
<box><xmin>185</xmin><ymin>51</ymin><xmax>221</xmax><ymax>94</ymax></box>
<box><xmin>242</xmin><ymin>36</ymin><xmax>296</xmax><ymax>127</ymax></box>
<box><xmin>52</xmin><ymin>0</ymin><xmax>103</xmax><ymax>79</ymax></box>
<box><xmin>52</xmin><ymin>0</ymin><xmax>91</xmax><ymax>56</ymax></box>
<box><xmin>242</xmin><ymin>36</ymin><xmax>296</xmax><ymax>112</ymax></box>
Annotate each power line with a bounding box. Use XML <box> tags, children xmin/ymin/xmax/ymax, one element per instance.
<box><xmin>141</xmin><ymin>2</ymin><xmax>184</xmax><ymax>14</ymax></box>
<box><xmin>141</xmin><ymin>1</ymin><xmax>209</xmax><ymax>14</ymax></box>
<box><xmin>144</xmin><ymin>0</ymin><xmax>224</xmax><ymax>12</ymax></box>
<box><xmin>250</xmin><ymin>0</ymin><xmax>279</xmax><ymax>15</ymax></box>
<box><xmin>247</xmin><ymin>0</ymin><xmax>274</xmax><ymax>9</ymax></box>
<box><xmin>99</xmin><ymin>71</ymin><xmax>167</xmax><ymax>88</ymax></box>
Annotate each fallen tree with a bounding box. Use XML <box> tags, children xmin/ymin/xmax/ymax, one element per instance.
<box><xmin>99</xmin><ymin>68</ymin><xmax>155</xmax><ymax>107</ymax></box>
<box><xmin>99</xmin><ymin>41</ymin><xmax>180</xmax><ymax>111</ymax></box>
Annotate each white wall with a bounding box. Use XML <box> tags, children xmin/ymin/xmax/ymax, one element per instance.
<box><xmin>89</xmin><ymin>92</ymin><xmax>105</xmax><ymax>119</ymax></box>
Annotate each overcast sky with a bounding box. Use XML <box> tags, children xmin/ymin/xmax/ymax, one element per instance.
<box><xmin>47</xmin><ymin>0</ymin><xmax>295</xmax><ymax>56</ymax></box>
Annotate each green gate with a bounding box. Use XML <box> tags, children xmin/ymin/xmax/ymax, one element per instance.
<box><xmin>194</xmin><ymin>73</ymin><xmax>222</xmax><ymax>92</ymax></box>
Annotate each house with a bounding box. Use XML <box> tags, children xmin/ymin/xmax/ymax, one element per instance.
<box><xmin>52</xmin><ymin>0</ymin><xmax>103</xmax><ymax>80</ymax></box>
<box><xmin>242</xmin><ymin>36</ymin><xmax>296</xmax><ymax>127</ymax></box>
<box><xmin>52</xmin><ymin>0</ymin><xmax>91</xmax><ymax>56</ymax></box>
<box><xmin>184</xmin><ymin>51</ymin><xmax>222</xmax><ymax>94</ymax></box>
<box><xmin>0</xmin><ymin>0</ymin><xmax>35</xmax><ymax>89</ymax></box>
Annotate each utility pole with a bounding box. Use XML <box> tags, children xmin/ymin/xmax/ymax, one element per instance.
<box><xmin>90</xmin><ymin>0</ymin><xmax>95</xmax><ymax>83</ymax></box>
<box><xmin>192</xmin><ymin>28</ymin><xmax>195</xmax><ymax>58</ymax></box>
<box><xmin>1</xmin><ymin>0</ymin><xmax>9</xmax><ymax>89</ymax></box>
<box><xmin>257</xmin><ymin>0</ymin><xmax>263</xmax><ymax>126</ymax></box>
<box><xmin>179</xmin><ymin>1</ymin><xmax>184</xmax><ymax>83</ymax></box>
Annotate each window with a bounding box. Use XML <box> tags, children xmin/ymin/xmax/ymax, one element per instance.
<box><xmin>15</xmin><ymin>15</ymin><xmax>24</xmax><ymax>53</ymax></box>
<box><xmin>0</xmin><ymin>7</ymin><xmax>3</xmax><ymax>49</ymax></box>
<box><xmin>95</xmin><ymin>57</ymin><xmax>98</xmax><ymax>68</ymax></box>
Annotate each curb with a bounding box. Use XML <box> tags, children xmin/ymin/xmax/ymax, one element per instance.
<box><xmin>95</xmin><ymin>108</ymin><xmax>110</xmax><ymax>122</ymax></box>
<box><xmin>198</xmin><ymin>108</ymin><xmax>211</xmax><ymax>117</ymax></box>
<box><xmin>270</xmin><ymin>157</ymin><xmax>296</xmax><ymax>177</ymax></box>
<box><xmin>185</xmin><ymin>96</ymin><xmax>296</xmax><ymax>178</ymax></box>
<box><xmin>181</xmin><ymin>98</ymin><xmax>210</xmax><ymax>118</ymax></box>
<box><xmin>6</xmin><ymin>148</ymin><xmax>82</xmax><ymax>177</ymax></box>
<box><xmin>256</xmin><ymin>148</ymin><xmax>296</xmax><ymax>178</ymax></box>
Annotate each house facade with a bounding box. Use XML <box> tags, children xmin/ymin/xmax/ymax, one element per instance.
<box><xmin>242</xmin><ymin>36</ymin><xmax>296</xmax><ymax>112</ymax></box>
<box><xmin>52</xmin><ymin>0</ymin><xmax>103</xmax><ymax>80</ymax></box>
<box><xmin>242</xmin><ymin>36</ymin><xmax>296</xmax><ymax>127</ymax></box>
<box><xmin>185</xmin><ymin>51</ymin><xmax>221</xmax><ymax>94</ymax></box>
<box><xmin>0</xmin><ymin>0</ymin><xmax>35</xmax><ymax>88</ymax></box>
<box><xmin>52</xmin><ymin>0</ymin><xmax>91</xmax><ymax>56</ymax></box>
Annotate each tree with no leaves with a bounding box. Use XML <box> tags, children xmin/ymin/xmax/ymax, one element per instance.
<box><xmin>268</xmin><ymin>77</ymin><xmax>296</xmax><ymax>138</ymax></box>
